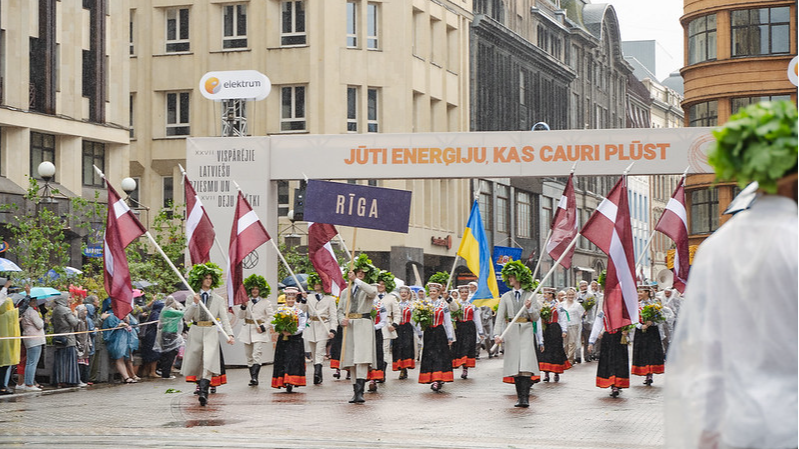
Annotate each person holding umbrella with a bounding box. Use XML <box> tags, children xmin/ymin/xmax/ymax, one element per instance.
<box><xmin>0</xmin><ymin>279</ymin><xmax>19</xmax><ymax>394</ymax></box>
<box><xmin>19</xmin><ymin>284</ymin><xmax>45</xmax><ymax>391</ymax></box>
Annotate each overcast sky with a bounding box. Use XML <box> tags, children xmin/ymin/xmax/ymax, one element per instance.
<box><xmin>602</xmin><ymin>0</ymin><xmax>684</xmax><ymax>79</ymax></box>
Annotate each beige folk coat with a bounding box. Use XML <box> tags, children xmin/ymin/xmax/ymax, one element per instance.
<box><xmin>302</xmin><ymin>293</ymin><xmax>339</xmax><ymax>343</ymax></box>
<box><xmin>494</xmin><ymin>289</ymin><xmax>541</xmax><ymax>378</ymax></box>
<box><xmin>181</xmin><ymin>291</ymin><xmax>234</xmax><ymax>378</ymax></box>
<box><xmin>235</xmin><ymin>297</ymin><xmax>274</xmax><ymax>344</ymax></box>
<box><xmin>336</xmin><ymin>279</ymin><xmax>377</xmax><ymax>368</ymax></box>
<box><xmin>379</xmin><ymin>292</ymin><xmax>400</xmax><ymax>340</ymax></box>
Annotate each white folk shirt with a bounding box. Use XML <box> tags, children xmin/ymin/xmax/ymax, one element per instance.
<box><xmin>665</xmin><ymin>195</ymin><xmax>798</xmax><ymax>449</ymax></box>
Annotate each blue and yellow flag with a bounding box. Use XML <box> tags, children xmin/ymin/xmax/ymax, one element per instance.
<box><xmin>457</xmin><ymin>201</ymin><xmax>499</xmax><ymax>308</ymax></box>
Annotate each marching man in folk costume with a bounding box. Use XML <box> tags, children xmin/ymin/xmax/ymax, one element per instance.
<box><xmin>270</xmin><ymin>287</ymin><xmax>308</xmax><ymax>392</ymax></box>
<box><xmin>181</xmin><ymin>263</ymin><xmax>235</xmax><ymax>406</ymax></box>
<box><xmin>337</xmin><ymin>254</ymin><xmax>378</xmax><ymax>403</ymax></box>
<box><xmin>236</xmin><ymin>274</ymin><xmax>274</xmax><ymax>387</ymax></box>
<box><xmin>302</xmin><ymin>273</ymin><xmax>339</xmax><ymax>385</ymax></box>
<box><xmin>493</xmin><ymin>261</ymin><xmax>541</xmax><ymax>408</ymax></box>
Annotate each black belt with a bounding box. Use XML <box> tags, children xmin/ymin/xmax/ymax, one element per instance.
<box><xmin>347</xmin><ymin>312</ymin><xmax>372</xmax><ymax>319</ymax></box>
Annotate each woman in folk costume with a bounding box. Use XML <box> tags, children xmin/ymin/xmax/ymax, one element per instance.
<box><xmin>236</xmin><ymin>274</ymin><xmax>274</xmax><ymax>387</ymax></box>
<box><xmin>392</xmin><ymin>285</ymin><xmax>419</xmax><ymax>379</ymax></box>
<box><xmin>452</xmin><ymin>284</ymin><xmax>485</xmax><ymax>379</ymax></box>
<box><xmin>181</xmin><ymin>262</ymin><xmax>235</xmax><ymax>406</ymax></box>
<box><xmin>417</xmin><ymin>282</ymin><xmax>455</xmax><ymax>392</ymax></box>
<box><xmin>588</xmin><ymin>310</ymin><xmax>631</xmax><ymax>398</ymax></box>
<box><xmin>493</xmin><ymin>261</ymin><xmax>541</xmax><ymax>408</ymax></box>
<box><xmin>302</xmin><ymin>273</ymin><xmax>338</xmax><ymax>386</ymax></box>
<box><xmin>631</xmin><ymin>285</ymin><xmax>665</xmax><ymax>386</ymax></box>
<box><xmin>538</xmin><ymin>288</ymin><xmax>571</xmax><ymax>382</ymax></box>
<box><xmin>366</xmin><ymin>284</ymin><xmax>388</xmax><ymax>392</ymax></box>
<box><xmin>337</xmin><ymin>254</ymin><xmax>379</xmax><ymax>403</ymax></box>
<box><xmin>376</xmin><ymin>271</ymin><xmax>400</xmax><ymax>385</ymax></box>
<box><xmin>270</xmin><ymin>287</ymin><xmax>307</xmax><ymax>392</ymax></box>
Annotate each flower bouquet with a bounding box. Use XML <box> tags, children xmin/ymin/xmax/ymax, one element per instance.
<box><xmin>412</xmin><ymin>300</ymin><xmax>434</xmax><ymax>331</ymax></box>
<box><xmin>640</xmin><ymin>303</ymin><xmax>664</xmax><ymax>332</ymax></box>
<box><xmin>540</xmin><ymin>303</ymin><xmax>553</xmax><ymax>323</ymax></box>
<box><xmin>581</xmin><ymin>297</ymin><xmax>596</xmax><ymax>312</ymax></box>
<box><xmin>271</xmin><ymin>306</ymin><xmax>298</xmax><ymax>340</ymax></box>
<box><xmin>620</xmin><ymin>324</ymin><xmax>637</xmax><ymax>345</ymax></box>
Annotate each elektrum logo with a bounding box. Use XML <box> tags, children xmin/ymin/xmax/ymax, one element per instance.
<box><xmin>205</xmin><ymin>77</ymin><xmax>221</xmax><ymax>94</ymax></box>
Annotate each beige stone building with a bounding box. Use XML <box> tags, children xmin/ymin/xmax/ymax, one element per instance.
<box><xmin>130</xmin><ymin>0</ymin><xmax>475</xmax><ymax>281</ymax></box>
<box><xmin>0</xmin><ymin>0</ymin><xmax>131</xmax><ymax>265</ymax></box>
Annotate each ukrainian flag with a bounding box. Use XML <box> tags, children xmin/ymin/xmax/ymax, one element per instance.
<box><xmin>457</xmin><ymin>201</ymin><xmax>499</xmax><ymax>308</ymax></box>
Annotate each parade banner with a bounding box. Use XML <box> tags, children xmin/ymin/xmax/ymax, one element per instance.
<box><xmin>493</xmin><ymin>246</ymin><xmax>523</xmax><ymax>295</ymax></box>
<box><xmin>303</xmin><ymin>180</ymin><xmax>412</xmax><ymax>233</ymax></box>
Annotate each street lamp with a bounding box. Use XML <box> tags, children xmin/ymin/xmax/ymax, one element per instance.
<box><xmin>121</xmin><ymin>177</ymin><xmax>149</xmax><ymax>220</ymax></box>
<box><xmin>37</xmin><ymin>161</ymin><xmax>56</xmax><ymax>203</ymax></box>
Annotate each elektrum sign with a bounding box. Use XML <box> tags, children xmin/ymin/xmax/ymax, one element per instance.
<box><xmin>199</xmin><ymin>70</ymin><xmax>271</xmax><ymax>101</ymax></box>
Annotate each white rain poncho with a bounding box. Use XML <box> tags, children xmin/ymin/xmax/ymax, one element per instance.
<box><xmin>665</xmin><ymin>195</ymin><xmax>798</xmax><ymax>449</ymax></box>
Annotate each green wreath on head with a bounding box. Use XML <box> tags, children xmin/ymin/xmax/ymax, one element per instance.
<box><xmin>307</xmin><ymin>272</ymin><xmax>323</xmax><ymax>291</ymax></box>
<box><xmin>708</xmin><ymin>100</ymin><xmax>798</xmax><ymax>194</ymax></box>
<box><xmin>501</xmin><ymin>260</ymin><xmax>536</xmax><ymax>291</ymax></box>
<box><xmin>187</xmin><ymin>262</ymin><xmax>223</xmax><ymax>291</ymax></box>
<box><xmin>243</xmin><ymin>274</ymin><xmax>271</xmax><ymax>298</ymax></box>
<box><xmin>426</xmin><ymin>271</ymin><xmax>450</xmax><ymax>294</ymax></box>
<box><xmin>344</xmin><ymin>253</ymin><xmax>378</xmax><ymax>284</ymax></box>
<box><xmin>377</xmin><ymin>270</ymin><xmax>396</xmax><ymax>293</ymax></box>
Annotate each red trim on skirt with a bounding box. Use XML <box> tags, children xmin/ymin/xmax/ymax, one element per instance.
<box><xmin>539</xmin><ymin>360</ymin><xmax>572</xmax><ymax>374</ymax></box>
<box><xmin>452</xmin><ymin>356</ymin><xmax>476</xmax><ymax>368</ymax></box>
<box><xmin>392</xmin><ymin>359</ymin><xmax>415</xmax><ymax>370</ymax></box>
<box><xmin>631</xmin><ymin>364</ymin><xmax>665</xmax><ymax>376</ymax></box>
<box><xmin>271</xmin><ymin>374</ymin><xmax>307</xmax><ymax>389</ymax></box>
<box><xmin>596</xmin><ymin>376</ymin><xmax>630</xmax><ymax>389</ymax></box>
<box><xmin>502</xmin><ymin>375</ymin><xmax>541</xmax><ymax>384</ymax></box>
<box><xmin>330</xmin><ymin>359</ymin><xmax>340</xmax><ymax>369</ymax></box>
<box><xmin>185</xmin><ymin>374</ymin><xmax>227</xmax><ymax>387</ymax></box>
<box><xmin>418</xmin><ymin>370</ymin><xmax>454</xmax><ymax>384</ymax></box>
<box><xmin>367</xmin><ymin>369</ymin><xmax>385</xmax><ymax>381</ymax></box>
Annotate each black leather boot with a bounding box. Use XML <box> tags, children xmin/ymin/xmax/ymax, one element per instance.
<box><xmin>513</xmin><ymin>377</ymin><xmax>524</xmax><ymax>407</ymax></box>
<box><xmin>518</xmin><ymin>377</ymin><xmax>531</xmax><ymax>408</ymax></box>
<box><xmin>314</xmin><ymin>364</ymin><xmax>323</xmax><ymax>385</ymax></box>
<box><xmin>198</xmin><ymin>379</ymin><xmax>211</xmax><ymax>406</ymax></box>
<box><xmin>251</xmin><ymin>364</ymin><xmax>261</xmax><ymax>386</ymax></box>
<box><xmin>248</xmin><ymin>365</ymin><xmax>257</xmax><ymax>386</ymax></box>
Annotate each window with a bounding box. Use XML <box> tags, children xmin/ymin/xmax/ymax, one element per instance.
<box><xmin>688</xmin><ymin>100</ymin><xmax>718</xmax><ymax>127</ymax></box>
<box><xmin>367</xmin><ymin>3</ymin><xmax>379</xmax><ymax>50</ymax></box>
<box><xmin>731</xmin><ymin>95</ymin><xmax>792</xmax><ymax>115</ymax></box>
<box><xmin>367</xmin><ymin>88</ymin><xmax>379</xmax><ymax>133</ymax></box>
<box><xmin>281</xmin><ymin>1</ymin><xmax>305</xmax><ymax>46</ymax></box>
<box><xmin>516</xmin><ymin>191</ymin><xmax>531</xmax><ymax>238</ymax></box>
<box><xmin>277</xmin><ymin>180</ymin><xmax>289</xmax><ymax>216</ymax></box>
<box><xmin>690</xmin><ymin>188</ymin><xmax>719</xmax><ymax>234</ymax></box>
<box><xmin>281</xmin><ymin>86</ymin><xmax>306</xmax><ymax>131</ymax></box>
<box><xmin>346</xmin><ymin>1</ymin><xmax>357</xmax><ymax>48</ymax></box>
<box><xmin>82</xmin><ymin>141</ymin><xmax>104</xmax><ymax>187</ymax></box>
<box><xmin>347</xmin><ymin>86</ymin><xmax>358</xmax><ymax>132</ymax></box>
<box><xmin>496</xmin><ymin>185</ymin><xmax>509</xmax><ymax>233</ymax></box>
<box><xmin>129</xmin><ymin>94</ymin><xmax>135</xmax><ymax>138</ymax></box>
<box><xmin>732</xmin><ymin>7</ymin><xmax>790</xmax><ymax>57</ymax></box>
<box><xmin>30</xmin><ymin>132</ymin><xmax>55</xmax><ymax>181</ymax></box>
<box><xmin>478</xmin><ymin>180</ymin><xmax>492</xmax><ymax>232</ymax></box>
<box><xmin>162</xmin><ymin>176</ymin><xmax>174</xmax><ymax>209</ymax></box>
<box><xmin>223</xmin><ymin>4</ymin><xmax>247</xmax><ymax>49</ymax></box>
<box><xmin>688</xmin><ymin>14</ymin><xmax>716</xmax><ymax>65</ymax></box>
<box><xmin>166</xmin><ymin>8</ymin><xmax>190</xmax><ymax>53</ymax></box>
<box><xmin>166</xmin><ymin>92</ymin><xmax>190</xmax><ymax>136</ymax></box>
<box><xmin>129</xmin><ymin>177</ymin><xmax>141</xmax><ymax>204</ymax></box>
<box><xmin>130</xmin><ymin>9</ymin><xmax>136</xmax><ymax>55</ymax></box>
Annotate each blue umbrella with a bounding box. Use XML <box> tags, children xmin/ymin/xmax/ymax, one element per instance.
<box><xmin>0</xmin><ymin>258</ymin><xmax>22</xmax><ymax>272</ymax></box>
<box><xmin>46</xmin><ymin>266</ymin><xmax>83</xmax><ymax>279</ymax></box>
<box><xmin>30</xmin><ymin>287</ymin><xmax>61</xmax><ymax>299</ymax></box>
<box><xmin>281</xmin><ymin>274</ymin><xmax>308</xmax><ymax>291</ymax></box>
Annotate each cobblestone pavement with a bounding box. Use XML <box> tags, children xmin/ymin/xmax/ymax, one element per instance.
<box><xmin>0</xmin><ymin>353</ymin><xmax>665</xmax><ymax>448</ymax></box>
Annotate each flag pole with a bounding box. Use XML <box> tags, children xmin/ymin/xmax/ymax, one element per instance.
<box><xmin>94</xmin><ymin>166</ymin><xmax>228</xmax><ymax>337</ymax></box>
<box><xmin>443</xmin><ymin>255</ymin><xmax>460</xmax><ymax>293</ymax></box>
<box><xmin>530</xmin><ymin>229</ymin><xmax>551</xmax><ymax>279</ymax></box>
<box><xmin>490</xmin><ymin>237</ymin><xmax>578</xmax><ymax>353</ymax></box>
<box><xmin>338</xmin><ymin>227</ymin><xmax>359</xmax><ymax>369</ymax></box>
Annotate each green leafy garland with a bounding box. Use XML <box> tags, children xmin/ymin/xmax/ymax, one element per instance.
<box><xmin>500</xmin><ymin>260</ymin><xmax>535</xmax><ymax>290</ymax></box>
<box><xmin>344</xmin><ymin>253</ymin><xmax>378</xmax><ymax>284</ymax></box>
<box><xmin>708</xmin><ymin>100</ymin><xmax>798</xmax><ymax>194</ymax></box>
<box><xmin>243</xmin><ymin>274</ymin><xmax>271</xmax><ymax>298</ymax></box>
<box><xmin>187</xmin><ymin>262</ymin><xmax>223</xmax><ymax>291</ymax></box>
<box><xmin>307</xmin><ymin>272</ymin><xmax>322</xmax><ymax>290</ymax></box>
<box><xmin>377</xmin><ymin>270</ymin><xmax>396</xmax><ymax>293</ymax></box>
<box><xmin>426</xmin><ymin>271</ymin><xmax>450</xmax><ymax>294</ymax></box>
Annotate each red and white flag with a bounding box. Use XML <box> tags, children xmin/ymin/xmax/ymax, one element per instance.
<box><xmin>581</xmin><ymin>177</ymin><xmax>638</xmax><ymax>331</ymax></box>
<box><xmin>184</xmin><ymin>174</ymin><xmax>215</xmax><ymax>265</ymax></box>
<box><xmin>655</xmin><ymin>178</ymin><xmax>689</xmax><ymax>293</ymax></box>
<box><xmin>227</xmin><ymin>191</ymin><xmax>270</xmax><ymax>306</ymax></box>
<box><xmin>546</xmin><ymin>173</ymin><xmax>578</xmax><ymax>268</ymax></box>
<box><xmin>104</xmin><ymin>183</ymin><xmax>147</xmax><ymax>319</ymax></box>
<box><xmin>308</xmin><ymin>222</ymin><xmax>346</xmax><ymax>296</ymax></box>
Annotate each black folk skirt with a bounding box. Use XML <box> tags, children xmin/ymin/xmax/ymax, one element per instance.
<box><xmin>539</xmin><ymin>322</ymin><xmax>572</xmax><ymax>374</ymax></box>
<box><xmin>329</xmin><ymin>325</ymin><xmax>343</xmax><ymax>370</ymax></box>
<box><xmin>271</xmin><ymin>334</ymin><xmax>307</xmax><ymax>389</ymax></box>
<box><xmin>418</xmin><ymin>325</ymin><xmax>453</xmax><ymax>384</ymax></box>
<box><xmin>392</xmin><ymin>322</ymin><xmax>416</xmax><ymax>371</ymax></box>
<box><xmin>595</xmin><ymin>331</ymin><xmax>629</xmax><ymax>389</ymax></box>
<box><xmin>631</xmin><ymin>325</ymin><xmax>665</xmax><ymax>376</ymax></box>
<box><xmin>367</xmin><ymin>329</ymin><xmax>385</xmax><ymax>381</ymax></box>
<box><xmin>452</xmin><ymin>320</ymin><xmax>477</xmax><ymax>368</ymax></box>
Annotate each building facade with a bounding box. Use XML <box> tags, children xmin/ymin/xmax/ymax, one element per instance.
<box><xmin>681</xmin><ymin>0</ymin><xmax>796</xmax><ymax>246</ymax></box>
<box><xmin>0</xmin><ymin>0</ymin><xmax>131</xmax><ymax>267</ymax></box>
